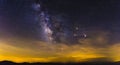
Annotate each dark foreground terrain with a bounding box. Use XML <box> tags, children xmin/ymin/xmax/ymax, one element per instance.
<box><xmin>0</xmin><ymin>61</ymin><xmax>120</xmax><ymax>65</ymax></box>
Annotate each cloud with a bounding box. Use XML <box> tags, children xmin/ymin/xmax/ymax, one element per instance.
<box><xmin>0</xmin><ymin>30</ymin><xmax>120</xmax><ymax>63</ymax></box>
<box><xmin>0</xmin><ymin>40</ymin><xmax>108</xmax><ymax>63</ymax></box>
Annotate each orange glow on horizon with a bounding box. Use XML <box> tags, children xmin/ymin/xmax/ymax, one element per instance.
<box><xmin>0</xmin><ymin>38</ymin><xmax>120</xmax><ymax>63</ymax></box>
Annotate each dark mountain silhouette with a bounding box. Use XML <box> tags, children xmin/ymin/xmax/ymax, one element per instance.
<box><xmin>0</xmin><ymin>61</ymin><xmax>120</xmax><ymax>65</ymax></box>
<box><xmin>0</xmin><ymin>61</ymin><xmax>16</xmax><ymax>65</ymax></box>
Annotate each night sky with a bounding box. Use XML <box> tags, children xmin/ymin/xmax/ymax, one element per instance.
<box><xmin>0</xmin><ymin>0</ymin><xmax>120</xmax><ymax>63</ymax></box>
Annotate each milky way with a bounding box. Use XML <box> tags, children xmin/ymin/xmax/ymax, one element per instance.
<box><xmin>32</xmin><ymin>0</ymin><xmax>87</xmax><ymax>44</ymax></box>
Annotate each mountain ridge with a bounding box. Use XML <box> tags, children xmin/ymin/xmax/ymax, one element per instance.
<box><xmin>0</xmin><ymin>60</ymin><xmax>120</xmax><ymax>65</ymax></box>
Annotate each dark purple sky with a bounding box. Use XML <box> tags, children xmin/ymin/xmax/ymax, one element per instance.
<box><xmin>0</xmin><ymin>0</ymin><xmax>120</xmax><ymax>43</ymax></box>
